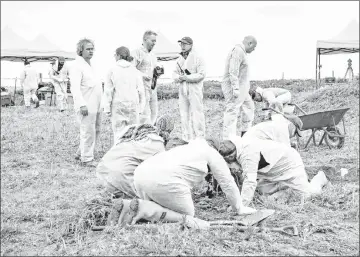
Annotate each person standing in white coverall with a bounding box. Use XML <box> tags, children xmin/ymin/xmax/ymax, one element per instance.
<box><xmin>96</xmin><ymin>114</ymin><xmax>174</xmax><ymax>198</ymax></box>
<box><xmin>19</xmin><ymin>60</ymin><xmax>39</xmax><ymax>108</ymax></box>
<box><xmin>172</xmin><ymin>36</ymin><xmax>206</xmax><ymax>142</ymax></box>
<box><xmin>69</xmin><ymin>38</ymin><xmax>102</xmax><ymax>167</ymax></box>
<box><xmin>48</xmin><ymin>57</ymin><xmax>68</xmax><ymax>112</ymax></box>
<box><xmin>250</xmin><ymin>87</ymin><xmax>292</xmax><ymax>118</ymax></box>
<box><xmin>131</xmin><ymin>30</ymin><xmax>159</xmax><ymax>125</ymax></box>
<box><xmin>218</xmin><ymin>136</ymin><xmax>329</xmax><ymax>206</ymax></box>
<box><xmin>103</xmin><ymin>46</ymin><xmax>146</xmax><ymax>143</ymax></box>
<box><xmin>222</xmin><ymin>36</ymin><xmax>257</xmax><ymax>139</ymax></box>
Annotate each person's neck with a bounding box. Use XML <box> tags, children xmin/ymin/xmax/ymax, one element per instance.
<box><xmin>82</xmin><ymin>57</ymin><xmax>91</xmax><ymax>65</ymax></box>
<box><xmin>142</xmin><ymin>44</ymin><xmax>151</xmax><ymax>53</ymax></box>
<box><xmin>181</xmin><ymin>49</ymin><xmax>191</xmax><ymax>59</ymax></box>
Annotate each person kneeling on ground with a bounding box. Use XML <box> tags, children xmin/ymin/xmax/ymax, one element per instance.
<box><xmin>107</xmin><ymin>137</ymin><xmax>256</xmax><ymax>228</ymax></box>
<box><xmin>218</xmin><ymin>136</ymin><xmax>329</xmax><ymax>206</ymax></box>
<box><xmin>96</xmin><ymin>114</ymin><xmax>175</xmax><ymax>198</ymax></box>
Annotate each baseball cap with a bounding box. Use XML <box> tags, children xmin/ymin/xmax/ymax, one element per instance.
<box><xmin>178</xmin><ymin>36</ymin><xmax>193</xmax><ymax>45</ymax></box>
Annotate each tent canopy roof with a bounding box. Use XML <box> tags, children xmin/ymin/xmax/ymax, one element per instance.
<box><xmin>152</xmin><ymin>31</ymin><xmax>180</xmax><ymax>61</ymax></box>
<box><xmin>316</xmin><ymin>20</ymin><xmax>359</xmax><ymax>55</ymax></box>
<box><xmin>1</xmin><ymin>27</ymin><xmax>76</xmax><ymax>62</ymax></box>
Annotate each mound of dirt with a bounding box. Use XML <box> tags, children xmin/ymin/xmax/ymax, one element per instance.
<box><xmin>295</xmin><ymin>82</ymin><xmax>359</xmax><ymax>122</ymax></box>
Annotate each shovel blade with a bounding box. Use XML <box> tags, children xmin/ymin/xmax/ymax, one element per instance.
<box><xmin>239</xmin><ymin>209</ymin><xmax>275</xmax><ymax>226</ymax></box>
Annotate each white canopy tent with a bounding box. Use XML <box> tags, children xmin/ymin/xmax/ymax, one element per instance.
<box><xmin>1</xmin><ymin>26</ymin><xmax>76</xmax><ymax>62</ymax></box>
<box><xmin>152</xmin><ymin>31</ymin><xmax>180</xmax><ymax>61</ymax></box>
<box><xmin>316</xmin><ymin>20</ymin><xmax>359</xmax><ymax>86</ymax></box>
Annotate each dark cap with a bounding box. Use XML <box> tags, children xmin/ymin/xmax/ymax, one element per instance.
<box><xmin>178</xmin><ymin>36</ymin><xmax>193</xmax><ymax>45</ymax></box>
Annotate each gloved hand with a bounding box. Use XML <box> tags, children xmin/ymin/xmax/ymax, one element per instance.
<box><xmin>80</xmin><ymin>106</ymin><xmax>88</xmax><ymax>116</ymax></box>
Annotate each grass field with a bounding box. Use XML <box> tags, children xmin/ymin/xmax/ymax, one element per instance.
<box><xmin>1</xmin><ymin>80</ymin><xmax>359</xmax><ymax>256</ymax></box>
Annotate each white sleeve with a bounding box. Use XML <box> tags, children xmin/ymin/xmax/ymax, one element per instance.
<box><xmin>206</xmin><ymin>146</ymin><xmax>243</xmax><ymax>213</ymax></box>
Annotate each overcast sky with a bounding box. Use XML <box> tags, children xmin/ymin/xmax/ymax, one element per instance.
<box><xmin>1</xmin><ymin>1</ymin><xmax>359</xmax><ymax>82</ymax></box>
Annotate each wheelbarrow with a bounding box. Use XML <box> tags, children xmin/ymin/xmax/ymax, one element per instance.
<box><xmin>289</xmin><ymin>103</ymin><xmax>350</xmax><ymax>149</ymax></box>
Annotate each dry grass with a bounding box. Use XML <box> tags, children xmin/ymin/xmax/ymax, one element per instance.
<box><xmin>1</xmin><ymin>80</ymin><xmax>359</xmax><ymax>256</ymax></box>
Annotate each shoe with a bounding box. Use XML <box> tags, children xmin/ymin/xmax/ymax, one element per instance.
<box><xmin>74</xmin><ymin>154</ymin><xmax>80</xmax><ymax>160</ymax></box>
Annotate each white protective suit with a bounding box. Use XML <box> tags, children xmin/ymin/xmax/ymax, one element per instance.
<box><xmin>96</xmin><ymin>126</ymin><xmax>165</xmax><ymax>198</ymax></box>
<box><xmin>222</xmin><ymin>43</ymin><xmax>255</xmax><ymax>139</ymax></box>
<box><xmin>133</xmin><ymin>138</ymin><xmax>244</xmax><ymax>216</ymax></box>
<box><xmin>131</xmin><ymin>46</ymin><xmax>158</xmax><ymax>124</ymax></box>
<box><xmin>19</xmin><ymin>64</ymin><xmax>39</xmax><ymax>107</ymax></box>
<box><xmin>103</xmin><ymin>60</ymin><xmax>146</xmax><ymax>142</ymax></box>
<box><xmin>69</xmin><ymin>56</ymin><xmax>103</xmax><ymax>163</ymax></box>
<box><xmin>256</xmin><ymin>87</ymin><xmax>292</xmax><ymax>114</ymax></box>
<box><xmin>242</xmin><ymin>114</ymin><xmax>291</xmax><ymax>147</ymax></box>
<box><xmin>229</xmin><ymin>136</ymin><xmax>317</xmax><ymax>206</ymax></box>
<box><xmin>172</xmin><ymin>49</ymin><xmax>206</xmax><ymax>142</ymax></box>
<box><xmin>48</xmin><ymin>60</ymin><xmax>69</xmax><ymax>111</ymax></box>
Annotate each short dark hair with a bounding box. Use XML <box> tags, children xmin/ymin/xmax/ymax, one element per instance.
<box><xmin>24</xmin><ymin>60</ymin><xmax>30</xmax><ymax>65</ymax></box>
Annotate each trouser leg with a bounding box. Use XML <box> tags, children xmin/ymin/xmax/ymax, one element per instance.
<box><xmin>189</xmin><ymin>84</ymin><xmax>205</xmax><ymax>139</ymax></box>
<box><xmin>178</xmin><ymin>85</ymin><xmax>191</xmax><ymax>141</ymax></box>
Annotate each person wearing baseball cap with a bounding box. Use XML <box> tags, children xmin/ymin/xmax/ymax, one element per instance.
<box><xmin>173</xmin><ymin>36</ymin><xmax>206</xmax><ymax>142</ymax></box>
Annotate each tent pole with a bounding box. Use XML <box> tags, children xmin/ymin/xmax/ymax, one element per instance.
<box><xmin>316</xmin><ymin>48</ymin><xmax>318</xmax><ymax>89</ymax></box>
<box><xmin>318</xmin><ymin>50</ymin><xmax>321</xmax><ymax>88</ymax></box>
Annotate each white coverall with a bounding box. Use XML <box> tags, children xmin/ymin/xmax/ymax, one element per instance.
<box><xmin>229</xmin><ymin>136</ymin><xmax>315</xmax><ymax>206</ymax></box>
<box><xmin>96</xmin><ymin>128</ymin><xmax>165</xmax><ymax>198</ymax></box>
<box><xmin>19</xmin><ymin>64</ymin><xmax>39</xmax><ymax>107</ymax></box>
<box><xmin>133</xmin><ymin>138</ymin><xmax>244</xmax><ymax>216</ymax></box>
<box><xmin>69</xmin><ymin>56</ymin><xmax>103</xmax><ymax>163</ymax></box>
<box><xmin>48</xmin><ymin>61</ymin><xmax>68</xmax><ymax>111</ymax></box>
<box><xmin>172</xmin><ymin>49</ymin><xmax>206</xmax><ymax>142</ymax></box>
<box><xmin>131</xmin><ymin>46</ymin><xmax>158</xmax><ymax>125</ymax></box>
<box><xmin>103</xmin><ymin>60</ymin><xmax>146</xmax><ymax>142</ymax></box>
<box><xmin>256</xmin><ymin>87</ymin><xmax>292</xmax><ymax>113</ymax></box>
<box><xmin>222</xmin><ymin>43</ymin><xmax>255</xmax><ymax>139</ymax></box>
<box><xmin>242</xmin><ymin>114</ymin><xmax>291</xmax><ymax>147</ymax></box>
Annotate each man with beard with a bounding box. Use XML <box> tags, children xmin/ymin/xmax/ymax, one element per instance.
<box><xmin>131</xmin><ymin>30</ymin><xmax>159</xmax><ymax>125</ymax></box>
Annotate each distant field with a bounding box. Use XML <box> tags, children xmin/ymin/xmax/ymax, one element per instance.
<box><xmin>1</xmin><ymin>79</ymin><xmax>359</xmax><ymax>256</ymax></box>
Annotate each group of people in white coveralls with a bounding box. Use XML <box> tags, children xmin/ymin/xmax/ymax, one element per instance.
<box><xmin>20</xmin><ymin>31</ymin><xmax>330</xmax><ymax>227</ymax></box>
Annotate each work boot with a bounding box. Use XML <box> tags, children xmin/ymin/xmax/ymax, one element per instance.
<box><xmin>107</xmin><ymin>198</ymin><xmax>210</xmax><ymax>229</ymax></box>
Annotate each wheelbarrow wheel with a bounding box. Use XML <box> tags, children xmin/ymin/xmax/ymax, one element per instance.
<box><xmin>324</xmin><ymin>127</ymin><xmax>345</xmax><ymax>149</ymax></box>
